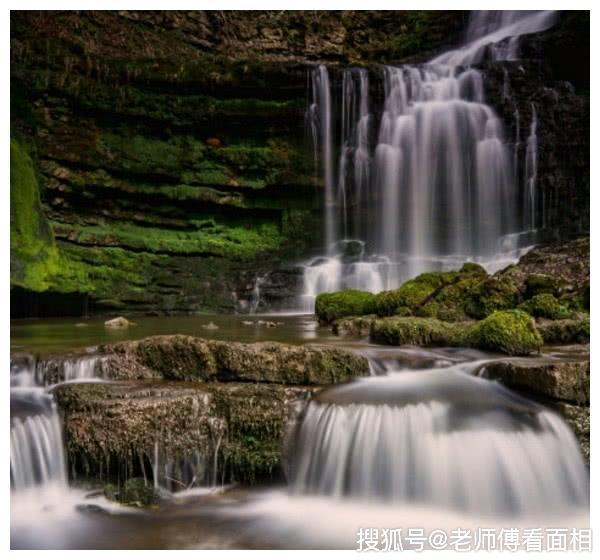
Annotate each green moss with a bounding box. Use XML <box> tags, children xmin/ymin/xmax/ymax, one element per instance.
<box><xmin>51</xmin><ymin>220</ymin><xmax>283</xmax><ymax>260</ymax></box>
<box><xmin>460</xmin><ymin>262</ymin><xmax>487</xmax><ymax>275</ymax></box>
<box><xmin>370</xmin><ymin>316</ymin><xmax>463</xmax><ymax>346</ymax></box>
<box><xmin>536</xmin><ymin>314</ymin><xmax>590</xmax><ymax>344</ymax></box>
<box><xmin>315</xmin><ymin>290</ymin><xmax>377</xmax><ymax>324</ymax></box>
<box><xmin>463</xmin><ymin>276</ymin><xmax>520</xmax><ymax>319</ymax></box>
<box><xmin>104</xmin><ymin>478</ymin><xmax>160</xmax><ymax>508</ymax></box>
<box><xmin>10</xmin><ymin>137</ymin><xmax>63</xmax><ymax>291</ymax></box>
<box><xmin>463</xmin><ymin>310</ymin><xmax>542</xmax><ymax>356</ymax></box>
<box><xmin>374</xmin><ymin>271</ymin><xmax>458</xmax><ymax>317</ymax></box>
<box><xmin>525</xmin><ymin>273</ymin><xmax>565</xmax><ymax>297</ymax></box>
<box><xmin>518</xmin><ymin>293</ymin><xmax>571</xmax><ymax>320</ymax></box>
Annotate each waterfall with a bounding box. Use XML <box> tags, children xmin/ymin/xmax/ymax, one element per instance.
<box><xmin>285</xmin><ymin>362</ymin><xmax>589</xmax><ymax>517</ymax></box>
<box><xmin>9</xmin><ymin>354</ymin><xmax>104</xmax><ymax>495</ymax></box>
<box><xmin>301</xmin><ymin>11</ymin><xmax>557</xmax><ymax>311</ymax></box>
<box><xmin>525</xmin><ymin>103</ymin><xmax>538</xmax><ymax>231</ymax></box>
<box><xmin>11</xmin><ymin>390</ymin><xmax>67</xmax><ymax>492</ymax></box>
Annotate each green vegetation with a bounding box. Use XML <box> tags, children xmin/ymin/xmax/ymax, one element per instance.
<box><xmin>315</xmin><ymin>290</ymin><xmax>377</xmax><ymax>324</ymax></box>
<box><xmin>518</xmin><ymin>293</ymin><xmax>571</xmax><ymax>320</ymax></box>
<box><xmin>370</xmin><ymin>316</ymin><xmax>463</xmax><ymax>346</ymax></box>
<box><xmin>463</xmin><ymin>310</ymin><xmax>542</xmax><ymax>356</ymax></box>
<box><xmin>462</xmin><ymin>276</ymin><xmax>520</xmax><ymax>319</ymax></box>
<box><xmin>104</xmin><ymin>478</ymin><xmax>160</xmax><ymax>508</ymax></box>
<box><xmin>373</xmin><ymin>271</ymin><xmax>459</xmax><ymax>317</ymax></box>
<box><xmin>536</xmin><ymin>314</ymin><xmax>590</xmax><ymax>344</ymax></box>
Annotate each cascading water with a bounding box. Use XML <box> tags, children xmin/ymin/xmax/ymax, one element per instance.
<box><xmin>285</xmin><ymin>363</ymin><xmax>588</xmax><ymax>517</ymax></box>
<box><xmin>301</xmin><ymin>10</ymin><xmax>558</xmax><ymax>311</ymax></box>
<box><xmin>10</xmin><ymin>355</ymin><xmax>105</xmax><ymax>499</ymax></box>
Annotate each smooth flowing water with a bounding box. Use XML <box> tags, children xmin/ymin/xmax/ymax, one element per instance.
<box><xmin>10</xmin><ymin>316</ymin><xmax>589</xmax><ymax>549</ymax></box>
<box><xmin>10</xmin><ymin>10</ymin><xmax>588</xmax><ymax>550</ymax></box>
<box><xmin>301</xmin><ymin>10</ymin><xmax>557</xmax><ymax>311</ymax></box>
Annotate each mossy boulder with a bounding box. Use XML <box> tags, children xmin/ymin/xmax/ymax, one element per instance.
<box><xmin>518</xmin><ymin>293</ymin><xmax>571</xmax><ymax>320</ymax></box>
<box><xmin>463</xmin><ymin>276</ymin><xmax>520</xmax><ymax>319</ymax></box>
<box><xmin>460</xmin><ymin>262</ymin><xmax>488</xmax><ymax>275</ymax></box>
<box><xmin>370</xmin><ymin>317</ymin><xmax>463</xmax><ymax>346</ymax></box>
<box><xmin>373</xmin><ymin>271</ymin><xmax>459</xmax><ymax>317</ymax></box>
<box><xmin>525</xmin><ymin>273</ymin><xmax>566</xmax><ymax>298</ymax></box>
<box><xmin>463</xmin><ymin>310</ymin><xmax>542</xmax><ymax>356</ymax></box>
<box><xmin>315</xmin><ymin>290</ymin><xmax>376</xmax><ymax>324</ymax></box>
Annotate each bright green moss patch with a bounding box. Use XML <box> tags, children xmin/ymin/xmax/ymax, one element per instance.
<box><xmin>518</xmin><ymin>293</ymin><xmax>571</xmax><ymax>320</ymax></box>
<box><xmin>10</xmin><ymin>137</ymin><xmax>63</xmax><ymax>291</ymax></box>
<box><xmin>315</xmin><ymin>290</ymin><xmax>377</xmax><ymax>324</ymax></box>
<box><xmin>463</xmin><ymin>276</ymin><xmax>520</xmax><ymax>319</ymax></box>
<box><xmin>374</xmin><ymin>271</ymin><xmax>459</xmax><ymax>317</ymax></box>
<box><xmin>463</xmin><ymin>310</ymin><xmax>542</xmax><ymax>356</ymax></box>
<box><xmin>51</xmin><ymin>220</ymin><xmax>284</xmax><ymax>260</ymax></box>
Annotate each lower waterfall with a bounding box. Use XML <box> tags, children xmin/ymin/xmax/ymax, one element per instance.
<box><xmin>285</xmin><ymin>363</ymin><xmax>588</xmax><ymax>516</ymax></box>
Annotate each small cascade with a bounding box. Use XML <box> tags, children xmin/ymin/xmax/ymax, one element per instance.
<box><xmin>151</xmin><ymin>420</ymin><xmax>226</xmax><ymax>494</ymax></box>
<box><xmin>10</xmin><ymin>354</ymin><xmax>104</xmax><ymax>498</ymax></box>
<box><xmin>285</xmin><ymin>362</ymin><xmax>589</xmax><ymax>517</ymax></box>
<box><xmin>300</xmin><ymin>11</ymin><xmax>557</xmax><ymax>311</ymax></box>
<box><xmin>432</xmin><ymin>11</ymin><xmax>558</xmax><ymax>66</ymax></box>
<box><xmin>11</xmin><ymin>353</ymin><xmax>104</xmax><ymax>387</ymax></box>
<box><xmin>11</xmin><ymin>390</ymin><xmax>67</xmax><ymax>492</ymax></box>
<box><xmin>524</xmin><ymin>103</ymin><xmax>538</xmax><ymax>231</ymax></box>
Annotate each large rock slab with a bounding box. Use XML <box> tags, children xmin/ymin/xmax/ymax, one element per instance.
<box><xmin>481</xmin><ymin>357</ymin><xmax>590</xmax><ymax>463</ymax></box>
<box><xmin>53</xmin><ymin>380</ymin><xmax>312</xmax><ymax>486</ymax></box>
<box><xmin>481</xmin><ymin>358</ymin><xmax>589</xmax><ymax>405</ymax></box>
<box><xmin>100</xmin><ymin>335</ymin><xmax>370</xmax><ymax>384</ymax></box>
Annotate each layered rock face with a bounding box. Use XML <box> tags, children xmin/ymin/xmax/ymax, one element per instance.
<box><xmin>48</xmin><ymin>335</ymin><xmax>370</xmax><ymax>485</ymax></box>
<box><xmin>10</xmin><ymin>11</ymin><xmax>467</xmax><ymax>316</ymax></box>
<box><xmin>483</xmin><ymin>12</ymin><xmax>590</xmax><ymax>238</ymax></box>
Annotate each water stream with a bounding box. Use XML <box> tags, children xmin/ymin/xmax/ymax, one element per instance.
<box><xmin>10</xmin><ymin>10</ymin><xmax>589</xmax><ymax>550</ymax></box>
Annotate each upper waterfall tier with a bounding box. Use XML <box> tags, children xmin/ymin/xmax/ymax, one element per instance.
<box><xmin>300</xmin><ymin>11</ymin><xmax>558</xmax><ymax>310</ymax></box>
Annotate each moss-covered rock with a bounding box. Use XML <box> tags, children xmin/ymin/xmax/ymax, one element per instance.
<box><xmin>463</xmin><ymin>276</ymin><xmax>520</xmax><ymax>319</ymax></box>
<box><xmin>536</xmin><ymin>314</ymin><xmax>590</xmax><ymax>344</ymax></box>
<box><xmin>518</xmin><ymin>293</ymin><xmax>571</xmax><ymax>320</ymax></box>
<box><xmin>53</xmin><ymin>380</ymin><xmax>310</xmax><ymax>486</ymax></box>
<box><xmin>373</xmin><ymin>271</ymin><xmax>459</xmax><ymax>317</ymax></box>
<box><xmin>463</xmin><ymin>310</ymin><xmax>542</xmax><ymax>356</ymax></box>
<box><xmin>370</xmin><ymin>316</ymin><xmax>464</xmax><ymax>346</ymax></box>
<box><xmin>315</xmin><ymin>290</ymin><xmax>376</xmax><ymax>324</ymax></box>
<box><xmin>101</xmin><ymin>335</ymin><xmax>370</xmax><ymax>384</ymax></box>
<box><xmin>525</xmin><ymin>273</ymin><xmax>566</xmax><ymax>298</ymax></box>
<box><xmin>332</xmin><ymin>315</ymin><xmax>377</xmax><ymax>337</ymax></box>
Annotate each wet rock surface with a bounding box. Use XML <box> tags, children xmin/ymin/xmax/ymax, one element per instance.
<box><xmin>481</xmin><ymin>356</ymin><xmax>590</xmax><ymax>462</ymax></box>
<box><xmin>100</xmin><ymin>335</ymin><xmax>370</xmax><ymax>384</ymax></box>
<box><xmin>53</xmin><ymin>380</ymin><xmax>313</xmax><ymax>485</ymax></box>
